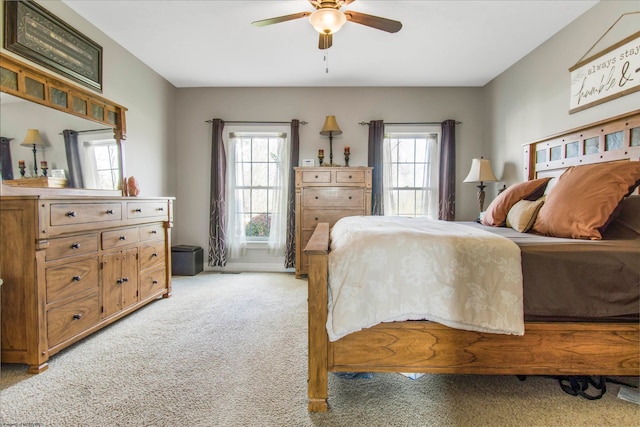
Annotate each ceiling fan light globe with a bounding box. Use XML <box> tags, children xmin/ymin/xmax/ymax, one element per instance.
<box><xmin>309</xmin><ymin>9</ymin><xmax>346</xmax><ymax>34</ymax></box>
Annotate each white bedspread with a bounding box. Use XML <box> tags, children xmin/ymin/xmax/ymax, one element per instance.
<box><xmin>326</xmin><ymin>216</ymin><xmax>524</xmax><ymax>341</ymax></box>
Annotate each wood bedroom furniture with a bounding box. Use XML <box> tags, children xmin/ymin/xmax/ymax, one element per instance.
<box><xmin>0</xmin><ymin>52</ymin><xmax>174</xmax><ymax>374</ymax></box>
<box><xmin>0</xmin><ymin>195</ymin><xmax>174</xmax><ymax>373</ymax></box>
<box><xmin>294</xmin><ymin>166</ymin><xmax>372</xmax><ymax>278</ymax></box>
<box><xmin>305</xmin><ymin>109</ymin><xmax>640</xmax><ymax>412</ymax></box>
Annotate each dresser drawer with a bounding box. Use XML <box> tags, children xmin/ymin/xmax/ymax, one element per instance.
<box><xmin>46</xmin><ymin>234</ymin><xmax>99</xmax><ymax>261</ymax></box>
<box><xmin>46</xmin><ymin>258</ymin><xmax>99</xmax><ymax>304</ymax></box>
<box><xmin>139</xmin><ymin>240</ymin><xmax>166</xmax><ymax>271</ymax></box>
<box><xmin>102</xmin><ymin>227</ymin><xmax>139</xmax><ymax>250</ymax></box>
<box><xmin>336</xmin><ymin>170</ymin><xmax>366</xmax><ymax>184</ymax></box>
<box><xmin>140</xmin><ymin>266</ymin><xmax>167</xmax><ymax>300</ymax></box>
<box><xmin>303</xmin><ymin>188</ymin><xmax>364</xmax><ymax>207</ymax></box>
<box><xmin>126</xmin><ymin>202</ymin><xmax>169</xmax><ymax>220</ymax></box>
<box><xmin>139</xmin><ymin>223</ymin><xmax>164</xmax><ymax>242</ymax></box>
<box><xmin>50</xmin><ymin>203</ymin><xmax>122</xmax><ymax>226</ymax></box>
<box><xmin>302</xmin><ymin>209</ymin><xmax>361</xmax><ymax>229</ymax></box>
<box><xmin>47</xmin><ymin>291</ymin><xmax>100</xmax><ymax>347</ymax></box>
<box><xmin>300</xmin><ymin>170</ymin><xmax>331</xmax><ymax>184</ymax></box>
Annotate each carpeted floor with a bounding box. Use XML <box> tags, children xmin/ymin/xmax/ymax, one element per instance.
<box><xmin>1</xmin><ymin>272</ymin><xmax>638</xmax><ymax>426</ymax></box>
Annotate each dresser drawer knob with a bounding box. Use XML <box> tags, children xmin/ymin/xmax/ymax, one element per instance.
<box><xmin>157</xmin><ymin>207</ymin><xmax>164</xmax><ymax>211</ymax></box>
<box><xmin>315</xmin><ymin>217</ymin><xmax>318</xmax><ymax>221</ymax></box>
<box><xmin>119</xmin><ymin>235</ymin><xmax>127</xmax><ymax>241</ymax></box>
<box><xmin>349</xmin><ymin>175</ymin><xmax>352</xmax><ymax>179</ymax></box>
<box><xmin>151</xmin><ymin>230</ymin><xmax>157</xmax><ymax>234</ymax></box>
<box><xmin>72</xmin><ymin>275</ymin><xmax>81</xmax><ymax>282</ymax></box>
<box><xmin>152</xmin><ymin>280</ymin><xmax>159</xmax><ymax>285</ymax></box>
<box><xmin>66</xmin><ymin>211</ymin><xmax>76</xmax><ymax>217</ymax></box>
<box><xmin>122</xmin><ymin>277</ymin><xmax>129</xmax><ymax>282</ymax></box>
<box><xmin>71</xmin><ymin>243</ymin><xmax>80</xmax><ymax>249</ymax></box>
<box><xmin>116</xmin><ymin>279</ymin><xmax>123</xmax><ymax>284</ymax></box>
<box><xmin>106</xmin><ymin>209</ymin><xmax>114</xmax><ymax>215</ymax></box>
<box><xmin>152</xmin><ymin>252</ymin><xmax>158</xmax><ymax>257</ymax></box>
<box><xmin>349</xmin><ymin>196</ymin><xmax>352</xmax><ymax>199</ymax></box>
<box><xmin>315</xmin><ymin>196</ymin><xmax>319</xmax><ymax>199</ymax></box>
<box><xmin>315</xmin><ymin>175</ymin><xmax>319</xmax><ymax>178</ymax></box>
<box><xmin>72</xmin><ymin>314</ymin><xmax>82</xmax><ymax>320</ymax></box>
<box><xmin>135</xmin><ymin>208</ymin><xmax>142</xmax><ymax>213</ymax></box>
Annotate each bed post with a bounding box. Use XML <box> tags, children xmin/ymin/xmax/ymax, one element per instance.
<box><xmin>305</xmin><ymin>223</ymin><xmax>330</xmax><ymax>412</ymax></box>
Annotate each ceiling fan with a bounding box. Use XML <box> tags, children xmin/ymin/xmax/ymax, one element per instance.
<box><xmin>251</xmin><ymin>0</ymin><xmax>402</xmax><ymax>49</ymax></box>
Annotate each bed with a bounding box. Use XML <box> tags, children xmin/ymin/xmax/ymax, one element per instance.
<box><xmin>304</xmin><ymin>110</ymin><xmax>640</xmax><ymax>411</ymax></box>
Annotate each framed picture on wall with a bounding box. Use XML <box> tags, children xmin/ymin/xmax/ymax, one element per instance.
<box><xmin>4</xmin><ymin>0</ymin><xmax>103</xmax><ymax>92</ymax></box>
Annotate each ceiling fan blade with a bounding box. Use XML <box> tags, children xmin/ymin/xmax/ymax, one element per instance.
<box><xmin>251</xmin><ymin>12</ymin><xmax>311</xmax><ymax>27</ymax></box>
<box><xmin>344</xmin><ymin>10</ymin><xmax>402</xmax><ymax>33</ymax></box>
<box><xmin>318</xmin><ymin>33</ymin><xmax>333</xmax><ymax>50</ymax></box>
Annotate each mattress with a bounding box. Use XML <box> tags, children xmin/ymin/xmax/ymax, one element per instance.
<box><xmin>462</xmin><ymin>221</ymin><xmax>640</xmax><ymax>321</ymax></box>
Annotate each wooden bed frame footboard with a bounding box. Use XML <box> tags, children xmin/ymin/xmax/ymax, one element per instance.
<box><xmin>305</xmin><ymin>223</ymin><xmax>640</xmax><ymax>412</ymax></box>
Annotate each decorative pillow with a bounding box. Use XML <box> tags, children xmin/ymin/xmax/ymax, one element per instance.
<box><xmin>506</xmin><ymin>198</ymin><xmax>545</xmax><ymax>233</ymax></box>
<box><xmin>481</xmin><ymin>177</ymin><xmax>551</xmax><ymax>226</ymax></box>
<box><xmin>533</xmin><ymin>161</ymin><xmax>640</xmax><ymax>240</ymax></box>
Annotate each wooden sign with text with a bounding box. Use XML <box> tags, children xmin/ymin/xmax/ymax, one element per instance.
<box><xmin>569</xmin><ymin>31</ymin><xmax>640</xmax><ymax>114</ymax></box>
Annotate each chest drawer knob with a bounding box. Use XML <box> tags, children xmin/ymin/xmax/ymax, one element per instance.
<box><xmin>157</xmin><ymin>207</ymin><xmax>164</xmax><ymax>211</ymax></box>
<box><xmin>315</xmin><ymin>217</ymin><xmax>319</xmax><ymax>221</ymax></box>
<box><xmin>66</xmin><ymin>211</ymin><xmax>76</xmax><ymax>217</ymax></box>
<box><xmin>349</xmin><ymin>175</ymin><xmax>352</xmax><ymax>179</ymax></box>
<box><xmin>151</xmin><ymin>230</ymin><xmax>158</xmax><ymax>234</ymax></box>
<box><xmin>152</xmin><ymin>280</ymin><xmax>159</xmax><ymax>285</ymax></box>
<box><xmin>70</xmin><ymin>242</ymin><xmax>81</xmax><ymax>249</ymax></box>
<box><xmin>72</xmin><ymin>275</ymin><xmax>81</xmax><ymax>282</ymax></box>
<box><xmin>119</xmin><ymin>235</ymin><xmax>127</xmax><ymax>241</ymax></box>
<box><xmin>315</xmin><ymin>196</ymin><xmax>319</xmax><ymax>199</ymax></box>
<box><xmin>349</xmin><ymin>196</ymin><xmax>352</xmax><ymax>199</ymax></box>
<box><xmin>152</xmin><ymin>252</ymin><xmax>158</xmax><ymax>257</ymax></box>
<box><xmin>122</xmin><ymin>277</ymin><xmax>129</xmax><ymax>282</ymax></box>
<box><xmin>135</xmin><ymin>208</ymin><xmax>143</xmax><ymax>213</ymax></box>
<box><xmin>116</xmin><ymin>279</ymin><xmax>123</xmax><ymax>284</ymax></box>
<box><xmin>106</xmin><ymin>209</ymin><xmax>114</xmax><ymax>215</ymax></box>
<box><xmin>72</xmin><ymin>314</ymin><xmax>82</xmax><ymax>320</ymax></box>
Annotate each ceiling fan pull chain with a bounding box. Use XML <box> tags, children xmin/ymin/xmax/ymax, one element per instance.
<box><xmin>325</xmin><ymin>49</ymin><xmax>329</xmax><ymax>74</ymax></box>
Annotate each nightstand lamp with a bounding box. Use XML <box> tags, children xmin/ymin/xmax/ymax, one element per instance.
<box><xmin>464</xmin><ymin>157</ymin><xmax>498</xmax><ymax>214</ymax></box>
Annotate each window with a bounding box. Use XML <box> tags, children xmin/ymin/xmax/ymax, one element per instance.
<box><xmin>82</xmin><ymin>138</ymin><xmax>119</xmax><ymax>190</ymax></box>
<box><xmin>226</xmin><ymin>130</ymin><xmax>290</xmax><ymax>258</ymax></box>
<box><xmin>383</xmin><ymin>129</ymin><xmax>439</xmax><ymax>218</ymax></box>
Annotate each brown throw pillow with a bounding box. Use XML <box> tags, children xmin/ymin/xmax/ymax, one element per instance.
<box><xmin>533</xmin><ymin>161</ymin><xmax>640</xmax><ymax>239</ymax></box>
<box><xmin>481</xmin><ymin>177</ymin><xmax>551</xmax><ymax>226</ymax></box>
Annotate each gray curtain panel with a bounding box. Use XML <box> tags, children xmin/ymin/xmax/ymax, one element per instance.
<box><xmin>208</xmin><ymin>119</ymin><xmax>227</xmax><ymax>267</ymax></box>
<box><xmin>62</xmin><ymin>130</ymin><xmax>85</xmax><ymax>189</ymax></box>
<box><xmin>0</xmin><ymin>137</ymin><xmax>14</xmax><ymax>180</ymax></box>
<box><xmin>284</xmin><ymin>120</ymin><xmax>300</xmax><ymax>268</ymax></box>
<box><xmin>438</xmin><ymin>120</ymin><xmax>456</xmax><ymax>221</ymax></box>
<box><xmin>367</xmin><ymin>120</ymin><xmax>385</xmax><ymax>215</ymax></box>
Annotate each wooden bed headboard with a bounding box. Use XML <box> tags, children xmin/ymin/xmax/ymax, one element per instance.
<box><xmin>523</xmin><ymin>109</ymin><xmax>640</xmax><ymax>182</ymax></box>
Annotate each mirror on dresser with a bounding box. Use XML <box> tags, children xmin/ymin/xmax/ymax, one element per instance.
<box><xmin>0</xmin><ymin>53</ymin><xmax>127</xmax><ymax>195</ymax></box>
<box><xmin>1</xmin><ymin>92</ymin><xmax>120</xmax><ymax>190</ymax></box>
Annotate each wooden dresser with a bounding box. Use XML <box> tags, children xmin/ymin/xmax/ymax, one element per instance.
<box><xmin>294</xmin><ymin>167</ymin><xmax>372</xmax><ymax>278</ymax></box>
<box><xmin>0</xmin><ymin>195</ymin><xmax>174</xmax><ymax>373</ymax></box>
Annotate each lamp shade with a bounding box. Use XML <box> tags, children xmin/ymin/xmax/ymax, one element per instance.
<box><xmin>20</xmin><ymin>129</ymin><xmax>44</xmax><ymax>147</ymax></box>
<box><xmin>463</xmin><ymin>158</ymin><xmax>498</xmax><ymax>183</ymax></box>
<box><xmin>309</xmin><ymin>9</ymin><xmax>347</xmax><ymax>34</ymax></box>
<box><xmin>320</xmin><ymin>115</ymin><xmax>342</xmax><ymax>136</ymax></box>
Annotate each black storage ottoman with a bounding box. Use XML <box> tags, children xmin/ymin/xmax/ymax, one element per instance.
<box><xmin>171</xmin><ymin>245</ymin><xmax>203</xmax><ymax>276</ymax></box>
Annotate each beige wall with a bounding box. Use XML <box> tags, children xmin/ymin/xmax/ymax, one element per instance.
<box><xmin>484</xmin><ymin>0</ymin><xmax>640</xmax><ymax>186</ymax></box>
<box><xmin>0</xmin><ymin>0</ymin><xmax>177</xmax><ymax>198</ymax></box>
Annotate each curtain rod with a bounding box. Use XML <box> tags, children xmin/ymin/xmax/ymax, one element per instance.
<box><xmin>205</xmin><ymin>119</ymin><xmax>307</xmax><ymax>125</ymax></box>
<box><xmin>58</xmin><ymin>128</ymin><xmax>113</xmax><ymax>135</ymax></box>
<box><xmin>358</xmin><ymin>121</ymin><xmax>462</xmax><ymax>126</ymax></box>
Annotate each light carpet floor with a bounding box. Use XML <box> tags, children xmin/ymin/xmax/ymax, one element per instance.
<box><xmin>1</xmin><ymin>272</ymin><xmax>638</xmax><ymax>426</ymax></box>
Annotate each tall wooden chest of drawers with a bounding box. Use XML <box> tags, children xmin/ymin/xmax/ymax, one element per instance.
<box><xmin>294</xmin><ymin>167</ymin><xmax>372</xmax><ymax>278</ymax></box>
<box><xmin>0</xmin><ymin>195</ymin><xmax>174</xmax><ymax>373</ymax></box>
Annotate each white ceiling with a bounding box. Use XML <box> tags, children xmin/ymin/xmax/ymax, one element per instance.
<box><xmin>61</xmin><ymin>0</ymin><xmax>598</xmax><ymax>88</ymax></box>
